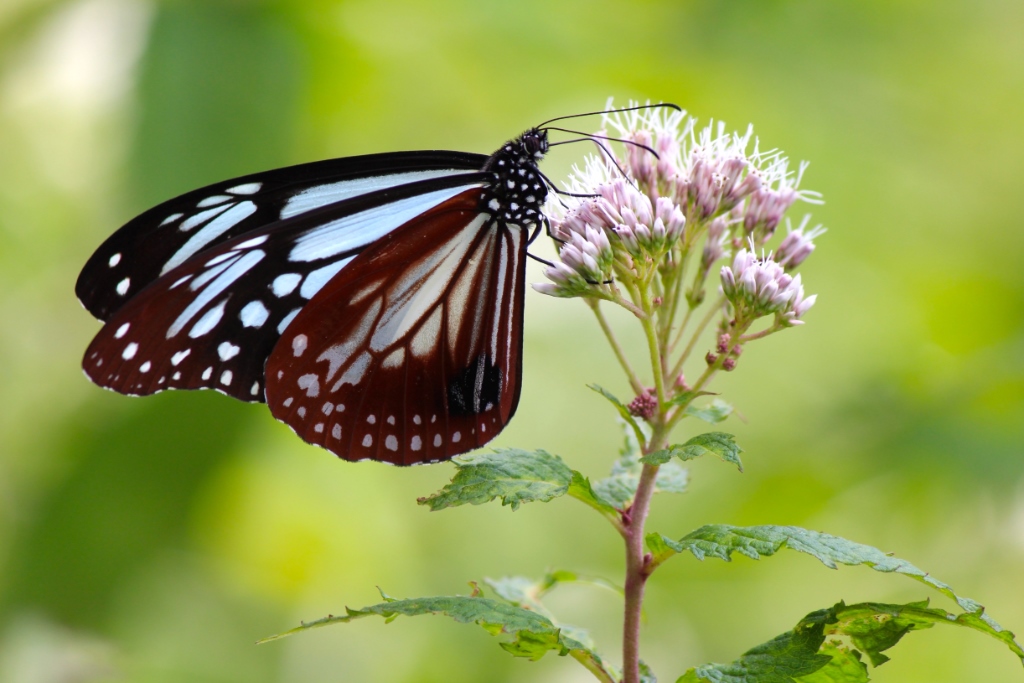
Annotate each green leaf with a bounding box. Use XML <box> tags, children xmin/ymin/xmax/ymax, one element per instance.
<box><xmin>668</xmin><ymin>390</ymin><xmax>715</xmax><ymax>408</ymax></box>
<box><xmin>641</xmin><ymin>432</ymin><xmax>743</xmax><ymax>471</ymax></box>
<box><xmin>259</xmin><ymin>591</ymin><xmax>621</xmax><ymax>677</ymax></box>
<box><xmin>417</xmin><ymin>449</ymin><xmax>572</xmax><ymax>511</ymax></box>
<box><xmin>567</xmin><ymin>471</ymin><xmax>621</xmax><ymax>519</ymax></box>
<box><xmin>679</xmin><ymin>600</ymin><xmax>1023</xmax><ymax>683</ymax></box>
<box><xmin>647</xmin><ymin>524</ymin><xmax>991</xmax><ymax>616</ymax></box>
<box><xmin>795</xmin><ymin>642</ymin><xmax>867</xmax><ymax>682</ymax></box>
<box><xmin>593</xmin><ymin>450</ymin><xmax>688</xmax><ymax>510</ymax></box>
<box><xmin>588</xmin><ymin>383</ymin><xmax>648</xmax><ymax>447</ymax></box>
<box><xmin>683</xmin><ymin>398</ymin><xmax>734</xmax><ymax>424</ymax></box>
<box><xmin>678</xmin><ymin>611</ymin><xmax>831</xmax><ymax>682</ymax></box>
<box><xmin>482</xmin><ymin>574</ymin><xmax>622</xmax><ymax>682</ymax></box>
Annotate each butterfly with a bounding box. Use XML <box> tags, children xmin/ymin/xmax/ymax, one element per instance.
<box><xmin>77</xmin><ymin>105</ymin><xmax>674</xmax><ymax>466</ymax></box>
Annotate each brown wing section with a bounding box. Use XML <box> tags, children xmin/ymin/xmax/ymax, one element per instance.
<box><xmin>265</xmin><ymin>190</ymin><xmax>527</xmax><ymax>465</ymax></box>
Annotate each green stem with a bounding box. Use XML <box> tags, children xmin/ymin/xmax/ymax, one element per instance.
<box><xmin>589</xmin><ymin>300</ymin><xmax>645</xmax><ymax>396</ymax></box>
<box><xmin>670</xmin><ymin>294</ymin><xmax>725</xmax><ymax>381</ymax></box>
<box><xmin>638</xmin><ymin>286</ymin><xmax>667</xmax><ymax>407</ymax></box>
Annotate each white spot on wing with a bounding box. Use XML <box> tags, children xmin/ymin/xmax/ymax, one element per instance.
<box><xmin>411</xmin><ymin>436</ymin><xmax>422</xmax><ymax>451</ymax></box>
<box><xmin>362</xmin><ymin>434</ymin><xmax>373</xmax><ymax>447</ymax></box>
<box><xmin>433</xmin><ymin>434</ymin><xmax>442</xmax><ymax>447</ymax></box>
<box><xmin>139</xmin><ymin>361</ymin><xmax>151</xmax><ymax>373</ymax></box>
<box><xmin>367</xmin><ymin>415</ymin><xmax>376</xmax><ymax>424</ymax></box>
<box><xmin>239</xmin><ymin>300</ymin><xmax>269</xmax><ymax>327</ymax></box>
<box><xmin>251</xmin><ymin>381</ymin><xmax>260</xmax><ymax>396</ymax></box>
<box><xmin>197</xmin><ymin>195</ymin><xmax>231</xmax><ymax>208</ymax></box>
<box><xmin>381</xmin><ymin>348</ymin><xmax>405</xmax><ymax>369</ymax></box>
<box><xmin>187</xmin><ymin>299</ymin><xmax>226</xmax><ymax>338</ymax></box>
<box><xmin>297</xmin><ymin>373</ymin><xmax>320</xmax><ymax>397</ymax></box>
<box><xmin>453</xmin><ymin>431</ymin><xmax>461</xmax><ymax>443</ymax></box>
<box><xmin>108</xmin><ymin>253</ymin><xmax>121</xmax><ymax>267</ymax></box>
<box><xmin>114</xmin><ymin>323</ymin><xmax>130</xmax><ymax>338</ymax></box>
<box><xmin>202</xmin><ymin>367</ymin><xmax>213</xmax><ymax>380</ymax></box>
<box><xmin>314</xmin><ymin>423</ymin><xmax>324</xmax><ymax>433</ymax></box>
<box><xmin>332</xmin><ymin>424</ymin><xmax>341</xmax><ymax>439</ymax></box>
<box><xmin>272</xmin><ymin>273</ymin><xmax>302</xmax><ymax>297</ymax></box>
<box><xmin>122</xmin><ymin>342</ymin><xmax>138</xmax><ymax>359</ymax></box>
<box><xmin>385</xmin><ymin>435</ymin><xmax>398</xmax><ymax>451</ymax></box>
<box><xmin>218</xmin><ymin>341</ymin><xmax>240</xmax><ymax>360</ymax></box>
<box><xmin>226</xmin><ymin>182</ymin><xmax>262</xmax><ymax>195</ymax></box>
<box><xmin>160</xmin><ymin>212</ymin><xmax>183</xmax><ymax>226</ymax></box>
<box><xmin>116</xmin><ymin>278</ymin><xmax>130</xmax><ymax>296</ymax></box>
<box><xmin>220</xmin><ymin>370</ymin><xmax>232</xmax><ymax>385</ymax></box>
<box><xmin>235</xmin><ymin>235</ymin><xmax>268</xmax><ymax>249</ymax></box>
<box><xmin>292</xmin><ymin>334</ymin><xmax>308</xmax><ymax>357</ymax></box>
<box><xmin>171</xmin><ymin>349</ymin><xmax>190</xmax><ymax>366</ymax></box>
<box><xmin>410</xmin><ymin>307</ymin><xmax>442</xmax><ymax>359</ymax></box>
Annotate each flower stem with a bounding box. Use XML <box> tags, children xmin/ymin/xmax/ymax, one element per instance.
<box><xmin>639</xmin><ymin>286</ymin><xmax>667</xmax><ymax>407</ymax></box>
<box><xmin>589</xmin><ymin>299</ymin><xmax>645</xmax><ymax>396</ymax></box>
<box><xmin>670</xmin><ymin>294</ymin><xmax>725</xmax><ymax>380</ymax></box>
<box><xmin>622</xmin><ymin>459</ymin><xmax>661</xmax><ymax>683</ymax></box>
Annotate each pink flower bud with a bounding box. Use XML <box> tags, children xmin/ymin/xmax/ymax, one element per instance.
<box><xmin>775</xmin><ymin>221</ymin><xmax>823</xmax><ymax>269</ymax></box>
<box><xmin>628</xmin><ymin>389</ymin><xmax>658</xmax><ymax>419</ymax></box>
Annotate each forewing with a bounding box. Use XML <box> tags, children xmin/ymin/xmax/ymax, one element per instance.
<box><xmin>266</xmin><ymin>191</ymin><xmax>527</xmax><ymax>465</ymax></box>
<box><xmin>82</xmin><ymin>178</ymin><xmax>486</xmax><ymax>403</ymax></box>
<box><xmin>77</xmin><ymin>151</ymin><xmax>488</xmax><ymax>321</ymax></box>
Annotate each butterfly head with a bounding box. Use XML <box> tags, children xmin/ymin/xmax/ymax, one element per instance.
<box><xmin>520</xmin><ymin>127</ymin><xmax>549</xmax><ymax>160</ymax></box>
<box><xmin>482</xmin><ymin>129</ymin><xmax>550</xmax><ymax>229</ymax></box>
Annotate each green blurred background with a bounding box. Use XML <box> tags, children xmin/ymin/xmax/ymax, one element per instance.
<box><xmin>1</xmin><ymin>0</ymin><xmax>1022</xmax><ymax>681</ymax></box>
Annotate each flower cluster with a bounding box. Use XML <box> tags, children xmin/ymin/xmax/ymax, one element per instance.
<box><xmin>537</xmin><ymin>104</ymin><xmax>821</xmax><ymax>308</ymax></box>
<box><xmin>720</xmin><ymin>247</ymin><xmax>817</xmax><ymax>325</ymax></box>
<box><xmin>536</xmin><ymin>102</ymin><xmax>824</xmax><ymax>401</ymax></box>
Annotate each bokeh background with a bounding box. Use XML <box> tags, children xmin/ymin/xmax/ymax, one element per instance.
<box><xmin>1</xmin><ymin>0</ymin><xmax>1023</xmax><ymax>681</ymax></box>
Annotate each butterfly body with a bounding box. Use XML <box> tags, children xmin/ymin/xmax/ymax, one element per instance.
<box><xmin>79</xmin><ymin>128</ymin><xmax>549</xmax><ymax>465</ymax></box>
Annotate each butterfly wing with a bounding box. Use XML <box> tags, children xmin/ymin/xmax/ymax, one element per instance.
<box><xmin>82</xmin><ymin>175</ymin><xmax>487</xmax><ymax>403</ymax></box>
<box><xmin>265</xmin><ymin>190</ymin><xmax>527</xmax><ymax>465</ymax></box>
<box><xmin>76</xmin><ymin>151</ymin><xmax>488</xmax><ymax>321</ymax></box>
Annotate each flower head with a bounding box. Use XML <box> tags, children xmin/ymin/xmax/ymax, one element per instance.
<box><xmin>720</xmin><ymin>246</ymin><xmax>817</xmax><ymax>324</ymax></box>
<box><xmin>775</xmin><ymin>216</ymin><xmax>825</xmax><ymax>270</ymax></box>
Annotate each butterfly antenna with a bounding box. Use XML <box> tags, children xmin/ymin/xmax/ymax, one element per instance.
<box><xmin>546</xmin><ymin>127</ymin><xmax>660</xmax><ymax>160</ymax></box>
<box><xmin>546</xmin><ymin>137</ymin><xmax>638</xmax><ymax>191</ymax></box>
<box><xmin>536</xmin><ymin>102</ymin><xmax>681</xmax><ymax>129</ymax></box>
